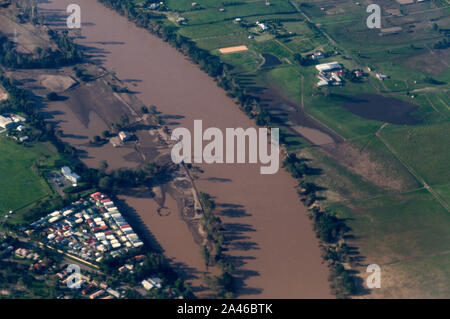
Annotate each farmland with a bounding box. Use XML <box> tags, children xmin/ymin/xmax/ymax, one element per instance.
<box><xmin>331</xmin><ymin>188</ymin><xmax>450</xmax><ymax>298</ymax></box>
<box><xmin>154</xmin><ymin>0</ymin><xmax>450</xmax><ymax>297</ymax></box>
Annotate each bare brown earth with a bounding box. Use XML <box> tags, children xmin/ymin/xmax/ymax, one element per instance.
<box><xmin>218</xmin><ymin>45</ymin><xmax>249</xmax><ymax>54</ymax></box>
<box><xmin>39</xmin><ymin>0</ymin><xmax>332</xmax><ymax>298</ymax></box>
<box><xmin>324</xmin><ymin>142</ymin><xmax>406</xmax><ymax>191</ymax></box>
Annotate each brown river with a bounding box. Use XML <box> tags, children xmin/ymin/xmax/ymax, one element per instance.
<box><xmin>38</xmin><ymin>0</ymin><xmax>331</xmax><ymax>298</ymax></box>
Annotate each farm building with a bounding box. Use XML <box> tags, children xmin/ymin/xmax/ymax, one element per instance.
<box><xmin>118</xmin><ymin>131</ymin><xmax>131</xmax><ymax>142</ymax></box>
<box><xmin>315</xmin><ymin>62</ymin><xmax>342</xmax><ymax>73</ymax></box>
<box><xmin>0</xmin><ymin>115</ymin><xmax>14</xmax><ymax>129</ymax></box>
<box><xmin>61</xmin><ymin>166</ymin><xmax>81</xmax><ymax>184</ymax></box>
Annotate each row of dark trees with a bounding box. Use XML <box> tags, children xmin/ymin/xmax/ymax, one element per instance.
<box><xmin>283</xmin><ymin>153</ymin><xmax>359</xmax><ymax>298</ymax></box>
<box><xmin>198</xmin><ymin>193</ymin><xmax>235</xmax><ymax>299</ymax></box>
<box><xmin>0</xmin><ymin>30</ymin><xmax>82</xmax><ymax>69</ymax></box>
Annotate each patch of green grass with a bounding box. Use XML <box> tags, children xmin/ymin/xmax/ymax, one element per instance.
<box><xmin>0</xmin><ymin>136</ymin><xmax>57</xmax><ymax>214</ymax></box>
<box><xmin>196</xmin><ymin>33</ymin><xmax>250</xmax><ymax>50</ymax></box>
<box><xmin>298</xmin><ymin>146</ymin><xmax>385</xmax><ymax>204</ymax></box>
<box><xmin>181</xmin><ymin>0</ymin><xmax>296</xmax><ymax>25</ymax></box>
<box><xmin>381</xmin><ymin>122</ymin><xmax>450</xmax><ymax>186</ymax></box>
<box><xmin>332</xmin><ymin>188</ymin><xmax>450</xmax><ymax>265</ymax></box>
<box><xmin>178</xmin><ymin>21</ymin><xmax>244</xmax><ymax>39</ymax></box>
<box><xmin>433</xmin><ymin>183</ymin><xmax>450</xmax><ymax>206</ymax></box>
<box><xmin>219</xmin><ymin>50</ymin><xmax>263</xmax><ymax>73</ymax></box>
<box><xmin>368</xmin><ymin>252</ymin><xmax>450</xmax><ymax>298</ymax></box>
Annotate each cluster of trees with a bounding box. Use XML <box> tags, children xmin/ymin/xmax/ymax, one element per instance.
<box><xmin>95</xmin><ymin>162</ymin><xmax>174</xmax><ymax>193</ymax></box>
<box><xmin>293</xmin><ymin>53</ymin><xmax>317</xmax><ymax>66</ymax></box>
<box><xmin>0</xmin><ymin>76</ymin><xmax>78</xmax><ymax>159</ymax></box>
<box><xmin>342</xmin><ymin>69</ymin><xmax>363</xmax><ymax>83</ymax></box>
<box><xmin>283</xmin><ymin>153</ymin><xmax>313</xmax><ymax>178</ymax></box>
<box><xmin>283</xmin><ymin>153</ymin><xmax>359</xmax><ymax>297</ymax></box>
<box><xmin>0</xmin><ymin>249</ymin><xmax>62</xmax><ymax>298</ymax></box>
<box><xmin>432</xmin><ymin>23</ymin><xmax>450</xmax><ymax>49</ymax></box>
<box><xmin>198</xmin><ymin>192</ymin><xmax>235</xmax><ymax>298</ymax></box>
<box><xmin>433</xmin><ymin>37</ymin><xmax>449</xmax><ymax>50</ymax></box>
<box><xmin>100</xmin><ymin>248</ymin><xmax>193</xmax><ymax>298</ymax></box>
<box><xmin>0</xmin><ymin>30</ymin><xmax>82</xmax><ymax>69</ymax></box>
<box><xmin>199</xmin><ymin>193</ymin><xmax>227</xmax><ymax>268</ymax></box>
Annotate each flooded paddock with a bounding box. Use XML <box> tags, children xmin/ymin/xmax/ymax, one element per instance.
<box><xmin>342</xmin><ymin>93</ymin><xmax>421</xmax><ymax>125</ymax></box>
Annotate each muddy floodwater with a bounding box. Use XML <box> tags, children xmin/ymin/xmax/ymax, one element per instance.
<box><xmin>39</xmin><ymin>0</ymin><xmax>332</xmax><ymax>298</ymax></box>
<box><xmin>342</xmin><ymin>93</ymin><xmax>421</xmax><ymax>125</ymax></box>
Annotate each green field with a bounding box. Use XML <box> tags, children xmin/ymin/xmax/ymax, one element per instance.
<box><xmin>381</xmin><ymin>122</ymin><xmax>450</xmax><ymax>186</ymax></box>
<box><xmin>331</xmin><ymin>189</ymin><xmax>450</xmax><ymax>298</ymax></box>
<box><xmin>0</xmin><ymin>135</ymin><xmax>58</xmax><ymax>215</ymax></box>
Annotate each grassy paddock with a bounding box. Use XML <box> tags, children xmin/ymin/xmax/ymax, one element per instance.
<box><xmin>0</xmin><ymin>136</ymin><xmax>57</xmax><ymax>214</ymax></box>
<box><xmin>380</xmin><ymin>122</ymin><xmax>450</xmax><ymax>186</ymax></box>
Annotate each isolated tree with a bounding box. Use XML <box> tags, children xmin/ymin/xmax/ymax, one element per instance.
<box><xmin>46</xmin><ymin>92</ymin><xmax>59</xmax><ymax>101</ymax></box>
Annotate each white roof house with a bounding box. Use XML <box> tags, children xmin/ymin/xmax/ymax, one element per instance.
<box><xmin>61</xmin><ymin>166</ymin><xmax>81</xmax><ymax>183</ymax></box>
<box><xmin>142</xmin><ymin>279</ymin><xmax>154</xmax><ymax>291</ymax></box>
<box><xmin>118</xmin><ymin>131</ymin><xmax>130</xmax><ymax>142</ymax></box>
<box><xmin>11</xmin><ymin>114</ymin><xmax>26</xmax><ymax>123</ymax></box>
<box><xmin>0</xmin><ymin>115</ymin><xmax>14</xmax><ymax>129</ymax></box>
<box><xmin>256</xmin><ymin>21</ymin><xmax>268</xmax><ymax>31</ymax></box>
<box><xmin>317</xmin><ymin>75</ymin><xmax>329</xmax><ymax>87</ymax></box>
<box><xmin>315</xmin><ymin>62</ymin><xmax>342</xmax><ymax>73</ymax></box>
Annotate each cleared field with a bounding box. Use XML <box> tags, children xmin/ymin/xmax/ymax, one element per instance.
<box><xmin>331</xmin><ymin>188</ymin><xmax>450</xmax><ymax>297</ymax></box>
<box><xmin>0</xmin><ymin>136</ymin><xmax>55</xmax><ymax>214</ymax></box>
<box><xmin>365</xmin><ymin>252</ymin><xmax>450</xmax><ymax>298</ymax></box>
<box><xmin>298</xmin><ymin>146</ymin><xmax>386</xmax><ymax>204</ymax></box>
<box><xmin>219</xmin><ymin>50</ymin><xmax>263</xmax><ymax>73</ymax></box>
<box><xmin>180</xmin><ymin>0</ymin><xmax>297</xmax><ymax>25</ymax></box>
<box><xmin>380</xmin><ymin>123</ymin><xmax>450</xmax><ymax>186</ymax></box>
<box><xmin>218</xmin><ymin>45</ymin><xmax>249</xmax><ymax>54</ymax></box>
<box><xmin>178</xmin><ymin>20</ymin><xmax>245</xmax><ymax>39</ymax></box>
<box><xmin>435</xmin><ymin>183</ymin><xmax>450</xmax><ymax>205</ymax></box>
<box><xmin>334</xmin><ymin>189</ymin><xmax>450</xmax><ymax>263</ymax></box>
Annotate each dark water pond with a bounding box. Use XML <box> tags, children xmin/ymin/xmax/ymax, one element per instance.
<box><xmin>342</xmin><ymin>93</ymin><xmax>421</xmax><ymax>125</ymax></box>
<box><xmin>262</xmin><ymin>53</ymin><xmax>282</xmax><ymax>67</ymax></box>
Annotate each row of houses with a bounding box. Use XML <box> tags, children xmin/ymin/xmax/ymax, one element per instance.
<box><xmin>30</xmin><ymin>192</ymin><xmax>144</xmax><ymax>263</ymax></box>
